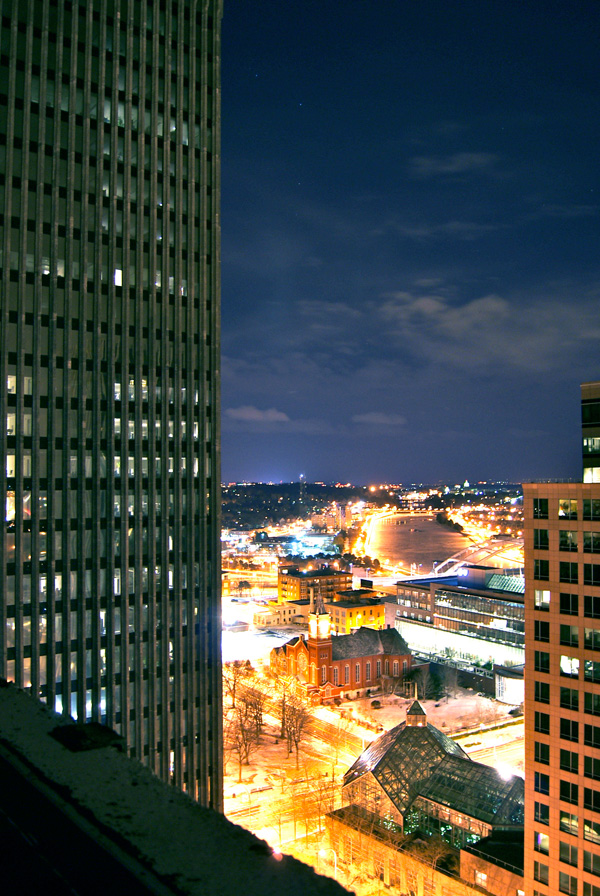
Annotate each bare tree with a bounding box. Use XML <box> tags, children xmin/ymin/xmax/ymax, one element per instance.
<box><xmin>442</xmin><ymin>664</ymin><xmax>459</xmax><ymax>700</ymax></box>
<box><xmin>412</xmin><ymin>664</ymin><xmax>432</xmax><ymax>700</ymax></box>
<box><xmin>225</xmin><ymin>696</ymin><xmax>258</xmax><ymax>782</ymax></box>
<box><xmin>411</xmin><ymin>833</ymin><xmax>458</xmax><ymax>878</ymax></box>
<box><xmin>266</xmin><ymin>670</ymin><xmax>290</xmax><ymax>739</ymax></box>
<box><xmin>285</xmin><ymin>696</ymin><xmax>311</xmax><ymax>767</ymax></box>
<box><xmin>305</xmin><ymin>768</ymin><xmax>337</xmax><ymax>834</ymax></box>
<box><xmin>245</xmin><ymin>689</ymin><xmax>266</xmax><ymax>743</ymax></box>
<box><xmin>223</xmin><ymin>659</ymin><xmax>252</xmax><ymax>708</ymax></box>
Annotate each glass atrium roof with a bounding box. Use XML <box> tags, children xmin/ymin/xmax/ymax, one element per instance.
<box><xmin>344</xmin><ymin>719</ymin><xmax>467</xmax><ymax>816</ymax></box>
<box><xmin>414</xmin><ymin>754</ymin><xmax>525</xmax><ymax>827</ymax></box>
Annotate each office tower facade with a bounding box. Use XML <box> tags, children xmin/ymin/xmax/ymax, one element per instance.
<box><xmin>583</xmin><ymin>382</ymin><xmax>600</xmax><ymax>483</ymax></box>
<box><xmin>524</xmin><ymin>384</ymin><xmax>600</xmax><ymax>896</ymax></box>
<box><xmin>0</xmin><ymin>0</ymin><xmax>223</xmax><ymax>809</ymax></box>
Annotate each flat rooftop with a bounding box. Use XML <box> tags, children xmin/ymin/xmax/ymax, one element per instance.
<box><xmin>0</xmin><ymin>682</ymin><xmax>348</xmax><ymax>896</ymax></box>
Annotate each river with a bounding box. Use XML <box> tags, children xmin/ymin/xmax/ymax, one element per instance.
<box><xmin>365</xmin><ymin>512</ymin><xmax>473</xmax><ymax>574</ymax></box>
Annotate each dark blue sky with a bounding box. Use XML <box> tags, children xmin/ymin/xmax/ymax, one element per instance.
<box><xmin>220</xmin><ymin>1</ymin><xmax>600</xmax><ymax>485</ymax></box>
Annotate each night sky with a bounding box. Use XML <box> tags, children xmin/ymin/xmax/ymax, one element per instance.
<box><xmin>220</xmin><ymin>1</ymin><xmax>600</xmax><ymax>486</ymax></box>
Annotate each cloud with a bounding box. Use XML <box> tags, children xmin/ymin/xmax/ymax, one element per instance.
<box><xmin>352</xmin><ymin>412</ymin><xmax>406</xmax><ymax>426</ymax></box>
<box><xmin>223</xmin><ymin>403</ymin><xmax>341</xmax><ymax>436</ymax></box>
<box><xmin>385</xmin><ymin>218</ymin><xmax>500</xmax><ymax>242</ymax></box>
<box><xmin>225</xmin><ymin>406</ymin><xmax>290</xmax><ymax>423</ymax></box>
<box><xmin>378</xmin><ymin>287</ymin><xmax>600</xmax><ymax>374</ymax></box>
<box><xmin>527</xmin><ymin>203</ymin><xmax>600</xmax><ymax>221</ymax></box>
<box><xmin>409</xmin><ymin>152</ymin><xmax>499</xmax><ymax>178</ymax></box>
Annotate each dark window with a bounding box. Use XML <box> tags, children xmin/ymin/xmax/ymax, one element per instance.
<box><xmin>536</xmin><ymin>620</ymin><xmax>551</xmax><ymax>642</ymax></box>
<box><xmin>585</xmin><ymin>565</ymin><xmax>600</xmax><ymax>587</ymax></box>
<box><xmin>561</xmin><ymin>624</ymin><xmax>579</xmax><ymax>647</ymax></box>
<box><xmin>585</xmin><ymin>595</ymin><xmax>600</xmax><ymax>619</ymax></box>
<box><xmin>560</xmin><ymin>749</ymin><xmax>579</xmax><ymax>773</ymax></box>
<box><xmin>560</xmin><ymin>841</ymin><xmax>579</xmax><ymax>867</ymax></box>
<box><xmin>584</xmin><ymin>499</ymin><xmax>600</xmax><ymax>521</ymax></box>
<box><xmin>561</xmin><ymin>688</ymin><xmax>579</xmax><ymax>711</ymax></box>
<box><xmin>558</xmin><ymin>529</ymin><xmax>577</xmax><ymax>551</ymax></box>
<box><xmin>534</xmin><ymin>861</ymin><xmax>549</xmax><ymax>884</ymax></box>
<box><xmin>535</xmin><ymin>802</ymin><xmax>550</xmax><ymax>825</ymax></box>
<box><xmin>585</xmin><ymin>692</ymin><xmax>600</xmax><ymax>716</ymax></box>
<box><xmin>560</xmin><ymin>530</ymin><xmax>578</xmax><ymax>552</ymax></box>
<box><xmin>535</xmin><ymin>711</ymin><xmax>550</xmax><ymax>734</ymax></box>
<box><xmin>536</xmin><ymin>742</ymin><xmax>550</xmax><ymax>764</ymax></box>
<box><xmin>561</xmin><ymin>780</ymin><xmax>579</xmax><ymax>805</ymax></box>
<box><xmin>583</xmin><ymin>402</ymin><xmax>600</xmax><ymax>426</ymax></box>
<box><xmin>534</xmin><ymin>498</ymin><xmax>549</xmax><ymax>519</ymax></box>
<box><xmin>535</xmin><ymin>529</ymin><xmax>550</xmax><ymax>550</ymax></box>
<box><xmin>584</xmin><ymin>850</ymin><xmax>600</xmax><ymax>876</ymax></box>
<box><xmin>561</xmin><ymin>592</ymin><xmax>579</xmax><ymax>616</ymax></box>
<box><xmin>536</xmin><ymin>772</ymin><xmax>550</xmax><ymax>794</ymax></box>
<box><xmin>561</xmin><ymin>720</ymin><xmax>579</xmax><ymax>743</ymax></box>
<box><xmin>535</xmin><ymin>559</ymin><xmax>550</xmax><ymax>581</ymax></box>
<box><xmin>584</xmin><ymin>884</ymin><xmax>600</xmax><ymax>896</ymax></box>
<box><xmin>584</xmin><ymin>532</ymin><xmax>600</xmax><ymax>554</ymax></box>
<box><xmin>585</xmin><ymin>725</ymin><xmax>600</xmax><ymax>749</ymax></box>
<box><xmin>560</xmin><ymin>562</ymin><xmax>579</xmax><ymax>584</ymax></box>
<box><xmin>536</xmin><ymin>681</ymin><xmax>551</xmax><ymax>704</ymax></box>
<box><xmin>585</xmin><ymin>788</ymin><xmax>600</xmax><ymax>813</ymax></box>
<box><xmin>535</xmin><ymin>652</ymin><xmax>550</xmax><ymax>674</ymax></box>
<box><xmin>559</xmin><ymin>872</ymin><xmax>578</xmax><ymax>896</ymax></box>
<box><xmin>585</xmin><ymin>756</ymin><xmax>600</xmax><ymax>782</ymax></box>
<box><xmin>585</xmin><ymin>629</ymin><xmax>600</xmax><ymax>651</ymax></box>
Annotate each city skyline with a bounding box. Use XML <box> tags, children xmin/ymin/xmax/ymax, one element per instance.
<box><xmin>221</xmin><ymin>1</ymin><xmax>600</xmax><ymax>486</ymax></box>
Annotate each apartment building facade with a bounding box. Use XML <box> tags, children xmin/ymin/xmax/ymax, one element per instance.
<box><xmin>525</xmin><ymin>383</ymin><xmax>600</xmax><ymax>896</ymax></box>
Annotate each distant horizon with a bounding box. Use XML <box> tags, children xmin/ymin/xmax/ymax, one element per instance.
<box><xmin>221</xmin><ymin>478</ymin><xmax>526</xmax><ymax>490</ymax></box>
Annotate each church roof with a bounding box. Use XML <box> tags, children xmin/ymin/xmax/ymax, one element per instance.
<box><xmin>406</xmin><ymin>700</ymin><xmax>426</xmax><ymax>716</ymax></box>
<box><xmin>331</xmin><ymin>627</ymin><xmax>409</xmax><ymax>661</ymax></box>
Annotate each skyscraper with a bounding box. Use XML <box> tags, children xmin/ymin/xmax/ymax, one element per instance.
<box><xmin>524</xmin><ymin>383</ymin><xmax>600</xmax><ymax>896</ymax></box>
<box><xmin>583</xmin><ymin>381</ymin><xmax>600</xmax><ymax>484</ymax></box>
<box><xmin>0</xmin><ymin>0</ymin><xmax>223</xmax><ymax>809</ymax></box>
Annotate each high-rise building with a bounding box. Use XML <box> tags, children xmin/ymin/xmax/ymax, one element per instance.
<box><xmin>583</xmin><ymin>381</ymin><xmax>600</xmax><ymax>483</ymax></box>
<box><xmin>0</xmin><ymin>0</ymin><xmax>223</xmax><ymax>809</ymax></box>
<box><xmin>524</xmin><ymin>383</ymin><xmax>600</xmax><ymax>895</ymax></box>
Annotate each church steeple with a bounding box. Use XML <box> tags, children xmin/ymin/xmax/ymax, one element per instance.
<box><xmin>308</xmin><ymin>606</ymin><xmax>331</xmax><ymax>642</ymax></box>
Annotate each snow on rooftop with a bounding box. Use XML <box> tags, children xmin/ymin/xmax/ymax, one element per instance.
<box><xmin>0</xmin><ymin>683</ymin><xmax>349</xmax><ymax>896</ymax></box>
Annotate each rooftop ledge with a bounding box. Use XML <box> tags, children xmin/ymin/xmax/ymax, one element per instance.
<box><xmin>0</xmin><ymin>682</ymin><xmax>349</xmax><ymax>896</ymax></box>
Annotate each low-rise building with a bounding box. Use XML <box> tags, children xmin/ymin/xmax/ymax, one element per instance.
<box><xmin>325</xmin><ymin>595</ymin><xmax>386</xmax><ymax>634</ymax></box>
<box><xmin>342</xmin><ymin>702</ymin><xmax>524</xmax><ymax>847</ymax></box>
<box><xmin>270</xmin><ymin>609</ymin><xmax>411</xmax><ymax>703</ymax></box>
<box><xmin>327</xmin><ymin>702</ymin><xmax>524</xmax><ymax>895</ymax></box>
<box><xmin>390</xmin><ymin>566</ymin><xmax>525</xmax><ymax>666</ymax></box>
<box><xmin>253</xmin><ymin>600</ymin><xmax>309</xmax><ymax>628</ymax></box>
<box><xmin>326</xmin><ymin>806</ymin><xmax>524</xmax><ymax>896</ymax></box>
<box><xmin>278</xmin><ymin>567</ymin><xmax>352</xmax><ymax>605</ymax></box>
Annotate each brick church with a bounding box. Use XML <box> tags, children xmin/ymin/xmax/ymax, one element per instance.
<box><xmin>270</xmin><ymin>606</ymin><xmax>412</xmax><ymax>704</ymax></box>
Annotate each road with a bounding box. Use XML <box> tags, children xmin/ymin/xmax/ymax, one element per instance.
<box><xmin>458</xmin><ymin>722</ymin><xmax>524</xmax><ymax>775</ymax></box>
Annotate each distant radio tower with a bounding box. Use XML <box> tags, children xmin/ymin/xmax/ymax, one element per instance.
<box><xmin>299</xmin><ymin>473</ymin><xmax>306</xmax><ymax>504</ymax></box>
